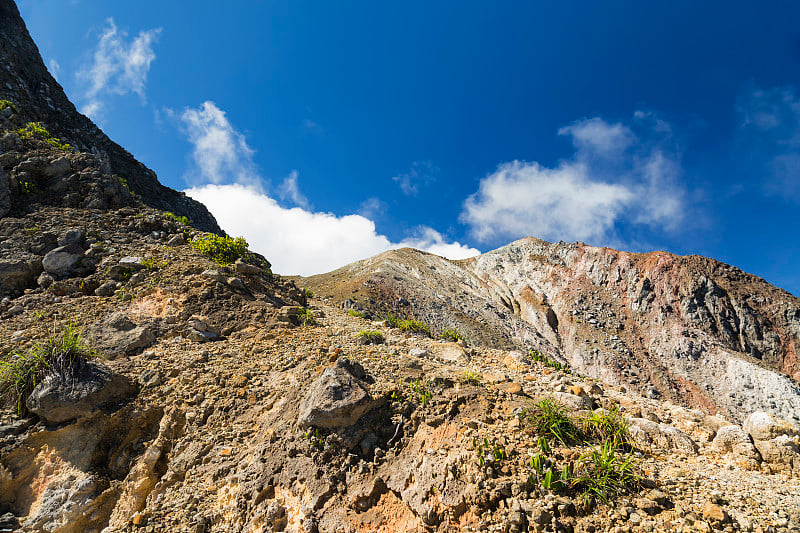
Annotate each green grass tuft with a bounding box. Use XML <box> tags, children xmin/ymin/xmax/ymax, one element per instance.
<box><xmin>399</xmin><ymin>319</ymin><xmax>431</xmax><ymax>337</ymax></box>
<box><xmin>164</xmin><ymin>211</ymin><xmax>190</xmax><ymax>226</ymax></box>
<box><xmin>16</xmin><ymin>122</ymin><xmax>74</xmax><ymax>152</ymax></box>
<box><xmin>573</xmin><ymin>443</ymin><xmax>641</xmax><ymax>505</ymax></box>
<box><xmin>383</xmin><ymin>315</ymin><xmax>401</xmax><ymax>328</ymax></box>
<box><xmin>347</xmin><ymin>309</ymin><xmax>365</xmax><ymax>318</ymax></box>
<box><xmin>0</xmin><ymin>99</ymin><xmax>18</xmax><ymax>114</ymax></box>
<box><xmin>357</xmin><ymin>330</ymin><xmax>384</xmax><ymax>345</ymax></box>
<box><xmin>518</xmin><ymin>398</ymin><xmax>580</xmax><ymax>445</ymax></box>
<box><xmin>297</xmin><ymin>307</ymin><xmax>317</xmax><ymax>326</ymax></box>
<box><xmin>439</xmin><ymin>329</ymin><xmax>463</xmax><ymax>342</ymax></box>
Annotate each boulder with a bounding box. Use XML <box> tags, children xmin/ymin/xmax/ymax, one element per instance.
<box><xmin>0</xmin><ymin>256</ymin><xmax>42</xmax><ymax>295</ymax></box>
<box><xmin>711</xmin><ymin>425</ymin><xmax>759</xmax><ymax>459</ymax></box>
<box><xmin>298</xmin><ymin>358</ymin><xmax>380</xmax><ymax>428</ymax></box>
<box><xmin>628</xmin><ymin>417</ymin><xmax>698</xmax><ymax>455</ymax></box>
<box><xmin>744</xmin><ymin>411</ymin><xmax>798</xmax><ymax>441</ymax></box>
<box><xmin>26</xmin><ymin>361</ymin><xmax>135</xmax><ymax>424</ymax></box>
<box><xmin>85</xmin><ymin>312</ymin><xmax>155</xmax><ymax>358</ymax></box>
<box><xmin>42</xmin><ymin>243</ymin><xmax>84</xmax><ymax>276</ymax></box>
<box><xmin>752</xmin><ymin>435</ymin><xmax>800</xmax><ymax>475</ymax></box>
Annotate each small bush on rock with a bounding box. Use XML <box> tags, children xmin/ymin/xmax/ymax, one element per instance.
<box><xmin>191</xmin><ymin>234</ymin><xmax>248</xmax><ymax>265</ymax></box>
<box><xmin>0</xmin><ymin>99</ymin><xmax>18</xmax><ymax>114</ymax></box>
<box><xmin>0</xmin><ymin>325</ymin><xmax>98</xmax><ymax>415</ymax></box>
<box><xmin>439</xmin><ymin>329</ymin><xmax>463</xmax><ymax>342</ymax></box>
<box><xmin>297</xmin><ymin>307</ymin><xmax>317</xmax><ymax>326</ymax></box>
<box><xmin>164</xmin><ymin>212</ymin><xmax>190</xmax><ymax>226</ymax></box>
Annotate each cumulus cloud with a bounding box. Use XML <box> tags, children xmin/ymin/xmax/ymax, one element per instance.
<box><xmin>77</xmin><ymin>18</ymin><xmax>161</xmax><ymax>119</ymax></box>
<box><xmin>177</xmin><ymin>102</ymin><xmax>478</xmax><ymax>275</ymax></box>
<box><xmin>180</xmin><ymin>101</ymin><xmax>260</xmax><ymax>187</ymax></box>
<box><xmin>739</xmin><ymin>86</ymin><xmax>800</xmax><ymax>198</ymax></box>
<box><xmin>185</xmin><ymin>184</ymin><xmax>478</xmax><ymax>275</ymax></box>
<box><xmin>392</xmin><ymin>160</ymin><xmax>437</xmax><ymax>196</ymax></box>
<box><xmin>460</xmin><ymin>114</ymin><xmax>685</xmax><ymax>244</ymax></box>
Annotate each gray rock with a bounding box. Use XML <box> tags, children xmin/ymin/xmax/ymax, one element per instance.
<box><xmin>42</xmin><ymin>243</ymin><xmax>84</xmax><ymax>276</ymax></box>
<box><xmin>44</xmin><ymin>157</ymin><xmax>71</xmax><ymax>178</ymax></box>
<box><xmin>94</xmin><ymin>280</ymin><xmax>117</xmax><ymax>297</ymax></box>
<box><xmin>118</xmin><ymin>256</ymin><xmax>144</xmax><ymax>269</ymax></box>
<box><xmin>58</xmin><ymin>228</ymin><xmax>84</xmax><ymax>246</ymax></box>
<box><xmin>753</xmin><ymin>435</ymin><xmax>800</xmax><ymax>474</ymax></box>
<box><xmin>26</xmin><ymin>361</ymin><xmax>134</xmax><ymax>424</ymax></box>
<box><xmin>227</xmin><ymin>277</ymin><xmax>247</xmax><ymax>291</ymax></box>
<box><xmin>298</xmin><ymin>358</ymin><xmax>380</xmax><ymax>428</ymax></box>
<box><xmin>139</xmin><ymin>368</ymin><xmax>163</xmax><ymax>388</ymax></box>
<box><xmin>408</xmin><ymin>348</ymin><xmax>428</xmax><ymax>358</ymax></box>
<box><xmin>85</xmin><ymin>312</ymin><xmax>155</xmax><ymax>358</ymax></box>
<box><xmin>37</xmin><ymin>271</ymin><xmax>55</xmax><ymax>288</ymax></box>
<box><xmin>0</xmin><ymin>257</ymin><xmax>43</xmax><ymax>295</ymax></box>
<box><xmin>429</xmin><ymin>342</ymin><xmax>469</xmax><ymax>363</ymax></box>
<box><xmin>202</xmin><ymin>269</ymin><xmax>226</xmax><ymax>283</ymax></box>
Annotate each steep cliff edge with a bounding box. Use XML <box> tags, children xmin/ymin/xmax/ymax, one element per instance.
<box><xmin>303</xmin><ymin>238</ymin><xmax>800</xmax><ymax>425</ymax></box>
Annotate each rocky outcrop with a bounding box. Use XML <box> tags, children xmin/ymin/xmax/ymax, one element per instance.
<box><xmin>298</xmin><ymin>358</ymin><xmax>380</xmax><ymax>428</ymax></box>
<box><xmin>85</xmin><ymin>312</ymin><xmax>155</xmax><ymax>358</ymax></box>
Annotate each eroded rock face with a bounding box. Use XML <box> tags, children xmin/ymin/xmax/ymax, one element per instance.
<box><xmin>26</xmin><ymin>361</ymin><xmax>135</xmax><ymax>424</ymax></box>
<box><xmin>298</xmin><ymin>358</ymin><xmax>381</xmax><ymax>428</ymax></box>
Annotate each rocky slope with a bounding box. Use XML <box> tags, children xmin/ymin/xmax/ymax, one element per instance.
<box><xmin>2</xmin><ymin>2</ymin><xmax>800</xmax><ymax>532</ymax></box>
<box><xmin>302</xmin><ymin>239</ymin><xmax>800</xmax><ymax>426</ymax></box>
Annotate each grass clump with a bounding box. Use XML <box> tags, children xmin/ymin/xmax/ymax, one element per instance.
<box><xmin>530</xmin><ymin>349</ymin><xmax>573</xmax><ymax>374</ymax></box>
<box><xmin>164</xmin><ymin>212</ymin><xmax>190</xmax><ymax>226</ymax></box>
<box><xmin>383</xmin><ymin>315</ymin><xmax>401</xmax><ymax>328</ymax></box>
<box><xmin>297</xmin><ymin>307</ymin><xmax>317</xmax><ymax>326</ymax></box>
<box><xmin>518</xmin><ymin>398</ymin><xmax>580</xmax><ymax>445</ymax></box>
<box><xmin>191</xmin><ymin>234</ymin><xmax>248</xmax><ymax>265</ymax></box>
<box><xmin>302</xmin><ymin>288</ymin><xmax>313</xmax><ymax>299</ymax></box>
<box><xmin>0</xmin><ymin>326</ymin><xmax>98</xmax><ymax>415</ymax></box>
<box><xmin>462</xmin><ymin>369</ymin><xmax>482</xmax><ymax>383</ymax></box>
<box><xmin>581</xmin><ymin>406</ymin><xmax>634</xmax><ymax>450</ymax></box>
<box><xmin>0</xmin><ymin>99</ymin><xmax>18</xmax><ymax>114</ymax></box>
<box><xmin>347</xmin><ymin>309</ymin><xmax>365</xmax><ymax>318</ymax></box>
<box><xmin>573</xmin><ymin>443</ymin><xmax>640</xmax><ymax>505</ymax></box>
<box><xmin>439</xmin><ymin>329</ymin><xmax>463</xmax><ymax>342</ymax></box>
<box><xmin>16</xmin><ymin>122</ymin><xmax>74</xmax><ymax>152</ymax></box>
<box><xmin>399</xmin><ymin>319</ymin><xmax>431</xmax><ymax>337</ymax></box>
<box><xmin>357</xmin><ymin>330</ymin><xmax>384</xmax><ymax>345</ymax></box>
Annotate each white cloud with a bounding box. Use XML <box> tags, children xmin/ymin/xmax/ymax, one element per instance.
<box><xmin>358</xmin><ymin>197</ymin><xmax>387</xmax><ymax>219</ymax></box>
<box><xmin>77</xmin><ymin>18</ymin><xmax>161</xmax><ymax>119</ymax></box>
<box><xmin>392</xmin><ymin>160</ymin><xmax>437</xmax><ymax>196</ymax></box>
<box><xmin>461</xmin><ymin>114</ymin><xmax>685</xmax><ymax>244</ymax></box>
<box><xmin>278</xmin><ymin>170</ymin><xmax>310</xmax><ymax>209</ymax></box>
<box><xmin>177</xmin><ymin>102</ymin><xmax>478</xmax><ymax>275</ymax></box>
<box><xmin>185</xmin><ymin>184</ymin><xmax>478</xmax><ymax>276</ymax></box>
<box><xmin>180</xmin><ymin>101</ymin><xmax>259</xmax><ymax>187</ymax></box>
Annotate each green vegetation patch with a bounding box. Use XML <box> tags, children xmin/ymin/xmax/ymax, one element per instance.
<box><xmin>347</xmin><ymin>309</ymin><xmax>365</xmax><ymax>319</ymax></box>
<box><xmin>0</xmin><ymin>99</ymin><xmax>18</xmax><ymax>114</ymax></box>
<box><xmin>0</xmin><ymin>325</ymin><xmax>99</xmax><ymax>415</ymax></box>
<box><xmin>357</xmin><ymin>330</ymin><xmax>384</xmax><ymax>345</ymax></box>
<box><xmin>164</xmin><ymin>211</ymin><xmax>190</xmax><ymax>226</ymax></box>
<box><xmin>383</xmin><ymin>315</ymin><xmax>401</xmax><ymax>328</ymax></box>
<box><xmin>191</xmin><ymin>234</ymin><xmax>249</xmax><ymax>265</ymax></box>
<box><xmin>518</xmin><ymin>398</ymin><xmax>581</xmax><ymax>445</ymax></box>
<box><xmin>16</xmin><ymin>122</ymin><xmax>74</xmax><ymax>152</ymax></box>
<box><xmin>399</xmin><ymin>319</ymin><xmax>431</xmax><ymax>337</ymax></box>
<box><xmin>439</xmin><ymin>329</ymin><xmax>463</xmax><ymax>342</ymax></box>
<box><xmin>297</xmin><ymin>307</ymin><xmax>317</xmax><ymax>326</ymax></box>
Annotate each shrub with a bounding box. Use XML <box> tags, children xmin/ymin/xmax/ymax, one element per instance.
<box><xmin>439</xmin><ymin>329</ymin><xmax>463</xmax><ymax>342</ymax></box>
<box><xmin>164</xmin><ymin>211</ymin><xmax>190</xmax><ymax>226</ymax></box>
<box><xmin>191</xmin><ymin>234</ymin><xmax>248</xmax><ymax>265</ymax></box>
<box><xmin>399</xmin><ymin>319</ymin><xmax>431</xmax><ymax>337</ymax></box>
<box><xmin>297</xmin><ymin>307</ymin><xmax>317</xmax><ymax>326</ymax></box>
<box><xmin>383</xmin><ymin>315</ymin><xmax>401</xmax><ymax>328</ymax></box>
<box><xmin>0</xmin><ymin>99</ymin><xmax>18</xmax><ymax>114</ymax></box>
<box><xmin>0</xmin><ymin>326</ymin><xmax>98</xmax><ymax>415</ymax></box>
<box><xmin>357</xmin><ymin>330</ymin><xmax>384</xmax><ymax>345</ymax></box>
<box><xmin>16</xmin><ymin>122</ymin><xmax>74</xmax><ymax>152</ymax></box>
<box><xmin>518</xmin><ymin>398</ymin><xmax>580</xmax><ymax>445</ymax></box>
<box><xmin>302</xmin><ymin>288</ymin><xmax>314</xmax><ymax>299</ymax></box>
<box><xmin>347</xmin><ymin>309</ymin><xmax>365</xmax><ymax>319</ymax></box>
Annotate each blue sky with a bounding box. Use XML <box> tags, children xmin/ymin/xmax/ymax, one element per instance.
<box><xmin>17</xmin><ymin>1</ymin><xmax>800</xmax><ymax>295</ymax></box>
